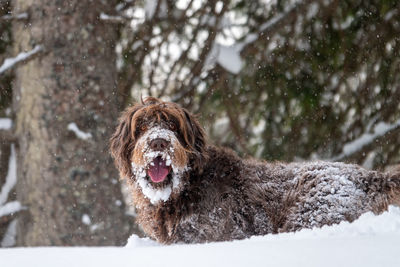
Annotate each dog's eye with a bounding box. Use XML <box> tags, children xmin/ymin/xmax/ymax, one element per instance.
<box><xmin>169</xmin><ymin>122</ymin><xmax>176</xmax><ymax>131</ymax></box>
<box><xmin>140</xmin><ymin>125</ymin><xmax>147</xmax><ymax>132</ymax></box>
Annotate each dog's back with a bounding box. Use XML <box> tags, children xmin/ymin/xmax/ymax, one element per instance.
<box><xmin>267</xmin><ymin>161</ymin><xmax>400</xmax><ymax>232</ymax></box>
<box><xmin>170</xmin><ymin>148</ymin><xmax>400</xmax><ymax>242</ymax></box>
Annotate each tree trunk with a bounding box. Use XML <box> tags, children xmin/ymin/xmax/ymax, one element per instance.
<box><xmin>12</xmin><ymin>0</ymin><xmax>132</xmax><ymax>246</ymax></box>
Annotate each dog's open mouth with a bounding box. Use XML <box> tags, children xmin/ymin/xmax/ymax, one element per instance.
<box><xmin>147</xmin><ymin>156</ymin><xmax>171</xmax><ymax>183</ymax></box>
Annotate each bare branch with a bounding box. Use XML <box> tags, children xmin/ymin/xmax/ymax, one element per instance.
<box><xmin>239</xmin><ymin>0</ymin><xmax>316</xmax><ymax>56</ymax></box>
<box><xmin>0</xmin><ymin>45</ymin><xmax>43</xmax><ymax>75</ymax></box>
<box><xmin>173</xmin><ymin>0</ymin><xmax>229</xmax><ymax>103</ymax></box>
<box><xmin>160</xmin><ymin>2</ymin><xmax>210</xmax><ymax>97</ymax></box>
<box><xmin>0</xmin><ymin>130</ymin><xmax>15</xmax><ymax>143</ymax></box>
<box><xmin>0</xmin><ymin>212</ymin><xmax>17</xmax><ymax>228</ymax></box>
<box><xmin>221</xmin><ymin>77</ymin><xmax>251</xmax><ymax>155</ymax></box>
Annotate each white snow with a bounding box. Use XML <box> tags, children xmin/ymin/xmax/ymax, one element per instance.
<box><xmin>132</xmin><ymin>151</ymin><xmax>183</xmax><ymax>204</ymax></box>
<box><xmin>384</xmin><ymin>9</ymin><xmax>397</xmax><ymax>21</ymax></box>
<box><xmin>1</xmin><ymin>206</ymin><xmax>400</xmax><ymax>266</ymax></box>
<box><xmin>0</xmin><ymin>201</ymin><xmax>22</xmax><ymax>218</ymax></box>
<box><xmin>0</xmin><ymin>144</ymin><xmax>17</xmax><ymax>206</ymax></box>
<box><xmin>99</xmin><ymin>13</ymin><xmax>124</xmax><ymax>22</ymax></box>
<box><xmin>1</xmin><ymin>219</ymin><xmax>17</xmax><ymax>247</ymax></box>
<box><xmin>285</xmin><ymin>205</ymin><xmax>400</xmax><ymax>238</ymax></box>
<box><xmin>89</xmin><ymin>224</ymin><xmax>100</xmax><ymax>232</ymax></box>
<box><xmin>135</xmin><ymin>171</ymin><xmax>172</xmax><ymax>203</ymax></box>
<box><xmin>362</xmin><ymin>151</ymin><xmax>376</xmax><ymax>169</ymax></box>
<box><xmin>204</xmin><ymin>0</ymin><xmax>306</xmax><ymax>74</ymax></box>
<box><xmin>81</xmin><ymin>214</ymin><xmax>91</xmax><ymax>225</ymax></box>
<box><xmin>205</xmin><ymin>44</ymin><xmax>243</xmax><ymax>74</ymax></box>
<box><xmin>126</xmin><ymin>234</ymin><xmax>159</xmax><ymax>247</ymax></box>
<box><xmin>67</xmin><ymin>122</ymin><xmax>92</xmax><ymax>140</ymax></box>
<box><xmin>0</xmin><ymin>12</ymin><xmax>28</xmax><ymax>20</ymax></box>
<box><xmin>0</xmin><ymin>45</ymin><xmax>42</xmax><ymax>74</ymax></box>
<box><xmin>205</xmin><ymin>1</ymin><xmax>302</xmax><ymax>74</ymax></box>
<box><xmin>131</xmin><ymin>40</ymin><xmax>143</xmax><ymax>50</ymax></box>
<box><xmin>0</xmin><ymin>118</ymin><xmax>12</xmax><ymax>130</ymax></box>
<box><xmin>14</xmin><ymin>13</ymin><xmax>28</xmax><ymax>20</ymax></box>
<box><xmin>0</xmin><ymin>144</ymin><xmax>20</xmax><ymax>247</ymax></box>
<box><xmin>217</xmin><ymin>45</ymin><xmax>243</xmax><ymax>74</ymax></box>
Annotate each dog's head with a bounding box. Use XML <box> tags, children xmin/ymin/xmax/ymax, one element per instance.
<box><xmin>110</xmin><ymin>97</ymin><xmax>207</xmax><ymax>204</ymax></box>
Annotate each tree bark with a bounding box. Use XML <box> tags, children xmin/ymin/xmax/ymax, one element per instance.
<box><xmin>12</xmin><ymin>0</ymin><xmax>132</xmax><ymax>246</ymax></box>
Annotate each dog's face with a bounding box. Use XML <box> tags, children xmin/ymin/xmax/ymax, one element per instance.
<box><xmin>110</xmin><ymin>97</ymin><xmax>207</xmax><ymax>204</ymax></box>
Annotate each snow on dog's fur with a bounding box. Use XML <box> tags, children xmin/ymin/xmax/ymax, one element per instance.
<box><xmin>131</xmin><ymin>126</ymin><xmax>188</xmax><ymax>204</ymax></box>
<box><xmin>110</xmin><ymin>97</ymin><xmax>400</xmax><ymax>244</ymax></box>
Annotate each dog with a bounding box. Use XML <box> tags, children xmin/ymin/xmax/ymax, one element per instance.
<box><xmin>110</xmin><ymin>97</ymin><xmax>400</xmax><ymax>244</ymax></box>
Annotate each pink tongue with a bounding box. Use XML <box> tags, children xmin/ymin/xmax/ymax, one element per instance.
<box><xmin>147</xmin><ymin>156</ymin><xmax>170</xmax><ymax>183</ymax></box>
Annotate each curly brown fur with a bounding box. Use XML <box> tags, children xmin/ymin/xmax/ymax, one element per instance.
<box><xmin>110</xmin><ymin>97</ymin><xmax>400</xmax><ymax>244</ymax></box>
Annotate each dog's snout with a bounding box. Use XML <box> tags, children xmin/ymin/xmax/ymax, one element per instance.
<box><xmin>150</xmin><ymin>138</ymin><xmax>169</xmax><ymax>151</ymax></box>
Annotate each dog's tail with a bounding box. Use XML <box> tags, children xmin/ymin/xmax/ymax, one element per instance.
<box><xmin>386</xmin><ymin>167</ymin><xmax>400</xmax><ymax>207</ymax></box>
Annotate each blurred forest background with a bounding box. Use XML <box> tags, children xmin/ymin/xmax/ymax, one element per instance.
<box><xmin>1</xmin><ymin>0</ymin><xmax>400</xmax><ymax>247</ymax></box>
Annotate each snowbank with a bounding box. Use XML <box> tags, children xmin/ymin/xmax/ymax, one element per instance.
<box><xmin>1</xmin><ymin>206</ymin><xmax>400</xmax><ymax>267</ymax></box>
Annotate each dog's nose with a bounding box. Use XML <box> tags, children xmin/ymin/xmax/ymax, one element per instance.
<box><xmin>150</xmin><ymin>138</ymin><xmax>169</xmax><ymax>151</ymax></box>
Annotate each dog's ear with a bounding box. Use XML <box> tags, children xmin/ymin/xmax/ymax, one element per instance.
<box><xmin>183</xmin><ymin>109</ymin><xmax>208</xmax><ymax>170</ymax></box>
<box><xmin>110</xmin><ymin>104</ymin><xmax>141</xmax><ymax>179</ymax></box>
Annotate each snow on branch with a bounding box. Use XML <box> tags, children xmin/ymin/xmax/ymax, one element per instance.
<box><xmin>332</xmin><ymin>119</ymin><xmax>400</xmax><ymax>162</ymax></box>
<box><xmin>99</xmin><ymin>12</ymin><xmax>127</xmax><ymax>23</ymax></box>
<box><xmin>0</xmin><ymin>118</ymin><xmax>12</xmax><ymax>130</ymax></box>
<box><xmin>145</xmin><ymin>0</ymin><xmax>167</xmax><ymax>20</ymax></box>
<box><xmin>0</xmin><ymin>12</ymin><xmax>28</xmax><ymax>21</ymax></box>
<box><xmin>0</xmin><ymin>144</ymin><xmax>17</xmax><ymax>206</ymax></box>
<box><xmin>0</xmin><ymin>45</ymin><xmax>43</xmax><ymax>75</ymax></box>
<box><xmin>0</xmin><ymin>201</ymin><xmax>22</xmax><ymax>218</ymax></box>
<box><xmin>205</xmin><ymin>44</ymin><xmax>243</xmax><ymax>74</ymax></box>
<box><xmin>210</xmin><ymin>0</ymin><xmax>315</xmax><ymax>75</ymax></box>
<box><xmin>67</xmin><ymin>122</ymin><xmax>92</xmax><ymax>141</ymax></box>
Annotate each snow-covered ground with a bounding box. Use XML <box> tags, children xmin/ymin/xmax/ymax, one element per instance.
<box><xmin>2</xmin><ymin>206</ymin><xmax>400</xmax><ymax>267</ymax></box>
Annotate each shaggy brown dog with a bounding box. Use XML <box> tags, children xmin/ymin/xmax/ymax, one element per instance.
<box><xmin>110</xmin><ymin>97</ymin><xmax>400</xmax><ymax>244</ymax></box>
